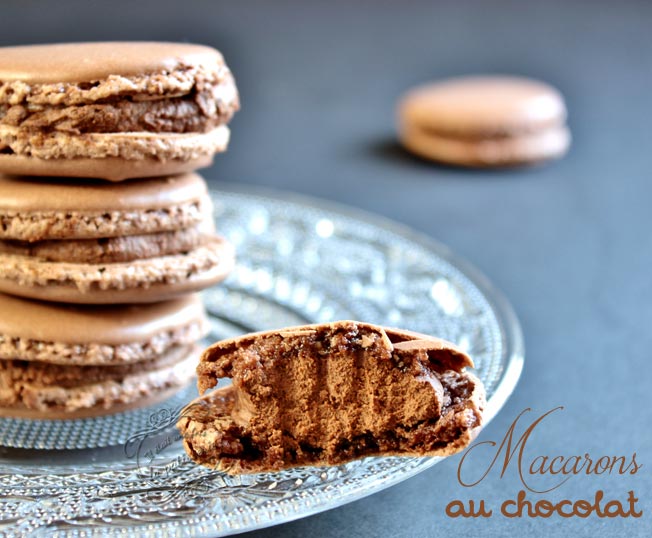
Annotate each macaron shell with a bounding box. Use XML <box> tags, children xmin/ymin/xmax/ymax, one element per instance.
<box><xmin>0</xmin><ymin>126</ymin><xmax>230</xmax><ymax>162</ymax></box>
<box><xmin>401</xmin><ymin>123</ymin><xmax>571</xmax><ymax>167</ymax></box>
<box><xmin>0</xmin><ymin>126</ymin><xmax>229</xmax><ymax>181</ymax></box>
<box><xmin>0</xmin><ymin>42</ymin><xmax>224</xmax><ymax>84</ymax></box>
<box><xmin>0</xmin><ymin>385</ymin><xmax>186</xmax><ymax>419</ymax></box>
<box><xmin>0</xmin><ymin>292</ymin><xmax>206</xmax><ymax>345</ymax></box>
<box><xmin>399</xmin><ymin>76</ymin><xmax>567</xmax><ymax>136</ymax></box>
<box><xmin>0</xmin><ymin>172</ymin><xmax>208</xmax><ymax>212</ymax></box>
<box><xmin>0</xmin><ymin>154</ymin><xmax>216</xmax><ymax>182</ymax></box>
<box><xmin>0</xmin><ymin>173</ymin><xmax>212</xmax><ymax>242</ymax></box>
<box><xmin>0</xmin><ymin>236</ymin><xmax>235</xmax><ymax>304</ymax></box>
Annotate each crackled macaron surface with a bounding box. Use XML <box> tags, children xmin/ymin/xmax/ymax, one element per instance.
<box><xmin>0</xmin><ymin>42</ymin><xmax>239</xmax><ymax>181</ymax></box>
<box><xmin>397</xmin><ymin>75</ymin><xmax>570</xmax><ymax>167</ymax></box>
<box><xmin>0</xmin><ymin>173</ymin><xmax>235</xmax><ymax>303</ymax></box>
<box><xmin>0</xmin><ymin>293</ymin><xmax>207</xmax><ymax>417</ymax></box>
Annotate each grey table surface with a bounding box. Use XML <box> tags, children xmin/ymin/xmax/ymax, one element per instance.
<box><xmin>1</xmin><ymin>1</ymin><xmax>650</xmax><ymax>537</ymax></box>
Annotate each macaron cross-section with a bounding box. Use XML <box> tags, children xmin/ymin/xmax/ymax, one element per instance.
<box><xmin>178</xmin><ymin>321</ymin><xmax>485</xmax><ymax>474</ymax></box>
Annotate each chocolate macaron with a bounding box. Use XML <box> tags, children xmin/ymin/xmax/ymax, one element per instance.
<box><xmin>0</xmin><ymin>172</ymin><xmax>234</xmax><ymax>303</ymax></box>
<box><xmin>0</xmin><ymin>42</ymin><xmax>239</xmax><ymax>181</ymax></box>
<box><xmin>0</xmin><ymin>293</ymin><xmax>207</xmax><ymax>418</ymax></box>
<box><xmin>179</xmin><ymin>321</ymin><xmax>484</xmax><ymax>474</ymax></box>
<box><xmin>397</xmin><ymin>75</ymin><xmax>570</xmax><ymax>167</ymax></box>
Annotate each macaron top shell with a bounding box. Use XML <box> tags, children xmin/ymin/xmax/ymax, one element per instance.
<box><xmin>0</xmin><ymin>42</ymin><xmax>224</xmax><ymax>84</ymax></box>
<box><xmin>0</xmin><ymin>172</ymin><xmax>208</xmax><ymax>212</ymax></box>
<box><xmin>0</xmin><ymin>292</ymin><xmax>206</xmax><ymax>345</ymax></box>
<box><xmin>399</xmin><ymin>76</ymin><xmax>567</xmax><ymax>136</ymax></box>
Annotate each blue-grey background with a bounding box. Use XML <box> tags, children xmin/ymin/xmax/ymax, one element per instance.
<box><xmin>1</xmin><ymin>1</ymin><xmax>650</xmax><ymax>536</ymax></box>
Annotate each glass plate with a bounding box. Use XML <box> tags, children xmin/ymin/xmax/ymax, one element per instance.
<box><xmin>0</xmin><ymin>184</ymin><xmax>524</xmax><ymax>536</ymax></box>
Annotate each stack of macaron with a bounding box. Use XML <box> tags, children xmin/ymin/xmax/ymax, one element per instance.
<box><xmin>0</xmin><ymin>42</ymin><xmax>239</xmax><ymax>418</ymax></box>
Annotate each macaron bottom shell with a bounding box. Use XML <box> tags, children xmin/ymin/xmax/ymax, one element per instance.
<box><xmin>0</xmin><ymin>128</ymin><xmax>229</xmax><ymax>181</ymax></box>
<box><xmin>0</xmin><ymin>383</ymin><xmax>191</xmax><ymax>420</ymax></box>
<box><xmin>0</xmin><ymin>235</ymin><xmax>235</xmax><ymax>304</ymax></box>
<box><xmin>400</xmin><ymin>123</ymin><xmax>571</xmax><ymax>167</ymax></box>
<box><xmin>0</xmin><ymin>345</ymin><xmax>199</xmax><ymax>419</ymax></box>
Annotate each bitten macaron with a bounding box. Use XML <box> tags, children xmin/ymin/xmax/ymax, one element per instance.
<box><xmin>397</xmin><ymin>75</ymin><xmax>570</xmax><ymax>167</ymax></box>
<box><xmin>0</xmin><ymin>42</ymin><xmax>239</xmax><ymax>181</ymax></box>
<box><xmin>0</xmin><ymin>172</ymin><xmax>234</xmax><ymax>303</ymax></box>
<box><xmin>0</xmin><ymin>293</ymin><xmax>208</xmax><ymax>418</ymax></box>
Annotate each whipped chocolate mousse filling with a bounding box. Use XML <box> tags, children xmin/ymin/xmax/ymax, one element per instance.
<box><xmin>415</xmin><ymin>121</ymin><xmax>568</xmax><ymax>140</ymax></box>
<box><xmin>0</xmin><ymin>69</ymin><xmax>238</xmax><ymax>135</ymax></box>
<box><xmin>0</xmin><ymin>344</ymin><xmax>193</xmax><ymax>388</ymax></box>
<box><xmin>179</xmin><ymin>321</ymin><xmax>485</xmax><ymax>474</ymax></box>
<box><xmin>0</xmin><ymin>225</ymin><xmax>209</xmax><ymax>264</ymax></box>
